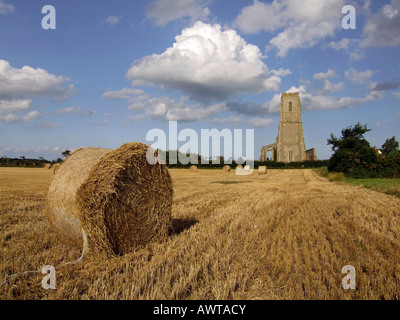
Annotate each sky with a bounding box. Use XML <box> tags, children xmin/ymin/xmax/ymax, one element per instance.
<box><xmin>0</xmin><ymin>0</ymin><xmax>399</xmax><ymax>161</ymax></box>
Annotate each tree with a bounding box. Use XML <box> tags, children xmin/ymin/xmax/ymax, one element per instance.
<box><xmin>327</xmin><ymin>123</ymin><xmax>377</xmax><ymax>177</ymax></box>
<box><xmin>61</xmin><ymin>150</ymin><xmax>71</xmax><ymax>159</ymax></box>
<box><xmin>381</xmin><ymin>136</ymin><xmax>399</xmax><ymax>157</ymax></box>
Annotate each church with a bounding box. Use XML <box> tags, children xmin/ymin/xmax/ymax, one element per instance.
<box><xmin>260</xmin><ymin>92</ymin><xmax>317</xmax><ymax>163</ymax></box>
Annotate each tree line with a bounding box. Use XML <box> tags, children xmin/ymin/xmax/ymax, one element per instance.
<box><xmin>327</xmin><ymin>123</ymin><xmax>399</xmax><ymax>178</ymax></box>
<box><xmin>1</xmin><ymin>126</ymin><xmax>399</xmax><ymax>179</ymax></box>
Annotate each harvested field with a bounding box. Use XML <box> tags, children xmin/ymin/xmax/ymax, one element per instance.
<box><xmin>0</xmin><ymin>167</ymin><xmax>399</xmax><ymax>300</ymax></box>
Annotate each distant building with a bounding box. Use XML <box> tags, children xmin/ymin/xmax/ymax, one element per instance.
<box><xmin>260</xmin><ymin>92</ymin><xmax>317</xmax><ymax>163</ymax></box>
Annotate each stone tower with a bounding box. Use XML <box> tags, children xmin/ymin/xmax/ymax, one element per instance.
<box><xmin>261</xmin><ymin>92</ymin><xmax>317</xmax><ymax>163</ymax></box>
<box><xmin>275</xmin><ymin>92</ymin><xmax>306</xmax><ymax>163</ymax></box>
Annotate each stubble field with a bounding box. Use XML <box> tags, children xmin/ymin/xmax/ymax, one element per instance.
<box><xmin>0</xmin><ymin>167</ymin><xmax>399</xmax><ymax>300</ymax></box>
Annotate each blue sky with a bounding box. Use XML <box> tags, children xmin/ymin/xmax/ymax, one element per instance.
<box><xmin>0</xmin><ymin>0</ymin><xmax>399</xmax><ymax>160</ymax></box>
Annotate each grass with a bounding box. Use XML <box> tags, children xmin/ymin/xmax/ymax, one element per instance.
<box><xmin>1</xmin><ymin>167</ymin><xmax>400</xmax><ymax>300</ymax></box>
<box><xmin>344</xmin><ymin>178</ymin><xmax>400</xmax><ymax>198</ymax></box>
<box><xmin>314</xmin><ymin>167</ymin><xmax>400</xmax><ymax>198</ymax></box>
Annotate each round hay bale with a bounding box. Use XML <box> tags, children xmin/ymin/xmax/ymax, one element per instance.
<box><xmin>189</xmin><ymin>165</ymin><xmax>198</xmax><ymax>172</ymax></box>
<box><xmin>258</xmin><ymin>166</ymin><xmax>267</xmax><ymax>175</ymax></box>
<box><xmin>46</xmin><ymin>142</ymin><xmax>173</xmax><ymax>257</ymax></box>
<box><xmin>223</xmin><ymin>165</ymin><xmax>231</xmax><ymax>172</ymax></box>
<box><xmin>52</xmin><ymin>163</ymin><xmax>61</xmax><ymax>175</ymax></box>
<box><xmin>43</xmin><ymin>163</ymin><xmax>51</xmax><ymax>169</ymax></box>
<box><xmin>236</xmin><ymin>164</ymin><xmax>243</xmax><ymax>169</ymax></box>
<box><xmin>70</xmin><ymin>148</ymin><xmax>83</xmax><ymax>156</ymax></box>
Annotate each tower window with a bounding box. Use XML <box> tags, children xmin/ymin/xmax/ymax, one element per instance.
<box><xmin>289</xmin><ymin>151</ymin><xmax>293</xmax><ymax>162</ymax></box>
<box><xmin>289</xmin><ymin>102</ymin><xmax>293</xmax><ymax>112</ymax></box>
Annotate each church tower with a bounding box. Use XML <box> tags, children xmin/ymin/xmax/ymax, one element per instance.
<box><xmin>275</xmin><ymin>92</ymin><xmax>306</xmax><ymax>163</ymax></box>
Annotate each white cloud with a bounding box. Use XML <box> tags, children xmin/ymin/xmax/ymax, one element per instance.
<box><xmin>321</xmin><ymin>80</ymin><xmax>344</xmax><ymax>94</ymax></box>
<box><xmin>235</xmin><ymin>0</ymin><xmax>345</xmax><ymax>57</ymax></box>
<box><xmin>0</xmin><ymin>99</ymin><xmax>32</xmax><ymax>114</ymax></box>
<box><xmin>103</xmin><ymin>16</ymin><xmax>121</xmax><ymax>26</ymax></box>
<box><xmin>313</xmin><ymin>69</ymin><xmax>343</xmax><ymax>94</ymax></box>
<box><xmin>0</xmin><ymin>113</ymin><xmax>19</xmax><ymax>123</ymax></box>
<box><xmin>0</xmin><ymin>0</ymin><xmax>14</xmax><ymax>14</ymax></box>
<box><xmin>52</xmin><ymin>106</ymin><xmax>81</xmax><ymax>115</ymax></box>
<box><xmin>126</xmin><ymin>21</ymin><xmax>281</xmax><ymax>103</ymax></box>
<box><xmin>361</xmin><ymin>0</ymin><xmax>400</xmax><ymax>48</ymax></box>
<box><xmin>271</xmin><ymin>68</ymin><xmax>292</xmax><ymax>77</ymax></box>
<box><xmin>313</xmin><ymin>69</ymin><xmax>336</xmax><ymax>80</ymax></box>
<box><xmin>39</xmin><ymin>122</ymin><xmax>64</xmax><ymax>129</ymax></box>
<box><xmin>94</xmin><ymin>119</ymin><xmax>110</xmax><ymax>126</ymax></box>
<box><xmin>146</xmin><ymin>0</ymin><xmax>210</xmax><ymax>26</ymax></box>
<box><xmin>328</xmin><ymin>38</ymin><xmax>352</xmax><ymax>51</ymax></box>
<box><xmin>165</xmin><ymin>102</ymin><xmax>226</xmax><ymax>122</ymax></box>
<box><xmin>376</xmin><ymin>120</ymin><xmax>391</xmax><ymax>127</ymax></box>
<box><xmin>327</xmin><ymin>38</ymin><xmax>365</xmax><ymax>61</ymax></box>
<box><xmin>0</xmin><ymin>146</ymin><xmax>62</xmax><ymax>155</ymax></box>
<box><xmin>0</xmin><ymin>109</ymin><xmax>42</xmax><ymax>123</ymax></box>
<box><xmin>0</xmin><ymin>99</ymin><xmax>42</xmax><ymax>123</ymax></box>
<box><xmin>345</xmin><ymin>68</ymin><xmax>374</xmax><ymax>84</ymax></box>
<box><xmin>263</xmin><ymin>85</ymin><xmax>383</xmax><ymax>114</ymax></box>
<box><xmin>22</xmin><ymin>111</ymin><xmax>41</xmax><ymax>122</ymax></box>
<box><xmin>121</xmin><ymin>114</ymin><xmax>145</xmax><ymax>125</ymax></box>
<box><xmin>234</xmin><ymin>0</ymin><xmax>285</xmax><ymax>33</ymax></box>
<box><xmin>264</xmin><ymin>92</ymin><xmax>283</xmax><ymax>114</ymax></box>
<box><xmin>214</xmin><ymin>116</ymin><xmax>273</xmax><ymax>127</ymax></box>
<box><xmin>127</xmin><ymin>94</ymin><xmax>226</xmax><ymax>122</ymax></box>
<box><xmin>393</xmin><ymin>92</ymin><xmax>400</xmax><ymax>99</ymax></box>
<box><xmin>102</xmin><ymin>88</ymin><xmax>148</xmax><ymax>100</ymax></box>
<box><xmin>83</xmin><ymin>110</ymin><xmax>96</xmax><ymax>118</ymax></box>
<box><xmin>0</xmin><ymin>59</ymin><xmax>75</xmax><ymax>101</ymax></box>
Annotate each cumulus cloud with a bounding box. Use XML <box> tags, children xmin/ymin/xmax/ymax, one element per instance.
<box><xmin>104</xmin><ymin>86</ymin><xmax>227</xmax><ymax>122</ymax></box>
<box><xmin>129</xmin><ymin>95</ymin><xmax>226</xmax><ymax>122</ymax></box>
<box><xmin>146</xmin><ymin>0</ymin><xmax>210</xmax><ymax>26</ymax></box>
<box><xmin>235</xmin><ymin>0</ymin><xmax>345</xmax><ymax>57</ymax></box>
<box><xmin>126</xmin><ymin>21</ymin><xmax>281</xmax><ymax>103</ymax></box>
<box><xmin>0</xmin><ymin>59</ymin><xmax>75</xmax><ymax>101</ymax></box>
<box><xmin>263</xmin><ymin>85</ymin><xmax>383</xmax><ymax>114</ymax></box>
<box><xmin>0</xmin><ymin>0</ymin><xmax>14</xmax><ymax>14</ymax></box>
